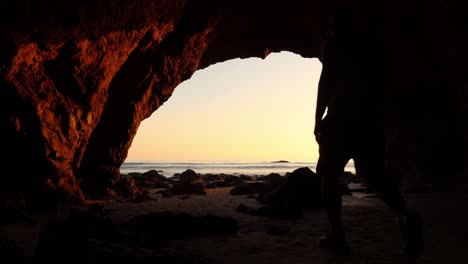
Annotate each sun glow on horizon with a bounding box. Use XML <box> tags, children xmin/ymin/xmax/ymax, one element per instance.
<box><xmin>126</xmin><ymin>52</ymin><xmax>322</xmax><ymax>163</ymax></box>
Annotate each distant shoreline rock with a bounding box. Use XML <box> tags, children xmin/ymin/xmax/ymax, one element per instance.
<box><xmin>270</xmin><ymin>160</ymin><xmax>289</xmax><ymax>163</ymax></box>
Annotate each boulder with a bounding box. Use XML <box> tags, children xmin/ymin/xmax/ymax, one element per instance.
<box><xmin>114</xmin><ymin>177</ymin><xmax>138</xmax><ymax>197</ymax></box>
<box><xmin>201</xmin><ymin>174</ymin><xmax>225</xmax><ymax>182</ymax></box>
<box><xmin>262</xmin><ymin>173</ymin><xmax>284</xmax><ymax>185</ymax></box>
<box><xmin>132</xmin><ymin>170</ymin><xmax>170</xmax><ymax>189</ymax></box>
<box><xmin>224</xmin><ymin>175</ymin><xmax>245</xmax><ymax>187</ymax></box>
<box><xmin>230</xmin><ymin>182</ymin><xmax>266</xmax><ymax>195</ymax></box>
<box><xmin>179</xmin><ymin>169</ymin><xmax>202</xmax><ymax>184</ymax></box>
<box><xmin>169</xmin><ymin>182</ymin><xmax>206</xmax><ymax>195</ymax></box>
<box><xmin>257</xmin><ymin>167</ymin><xmax>323</xmax><ymax>208</ymax></box>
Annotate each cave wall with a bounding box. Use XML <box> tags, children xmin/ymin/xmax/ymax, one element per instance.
<box><xmin>0</xmin><ymin>0</ymin><xmax>465</xmax><ymax>209</ymax></box>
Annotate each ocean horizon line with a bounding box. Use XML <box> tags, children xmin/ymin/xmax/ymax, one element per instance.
<box><xmin>120</xmin><ymin>160</ymin><xmax>356</xmax><ymax>177</ymax></box>
<box><xmin>123</xmin><ymin>160</ymin><xmax>353</xmax><ymax>164</ymax></box>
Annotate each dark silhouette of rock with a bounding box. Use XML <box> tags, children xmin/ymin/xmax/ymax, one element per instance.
<box><xmin>131</xmin><ymin>170</ymin><xmax>170</xmax><ymax>189</ymax></box>
<box><xmin>341</xmin><ymin>171</ymin><xmax>365</xmax><ymax>184</ymax></box>
<box><xmin>130</xmin><ymin>189</ymin><xmax>158</xmax><ymax>203</ymax></box>
<box><xmin>114</xmin><ymin>177</ymin><xmax>138</xmax><ymax>197</ymax></box>
<box><xmin>261</xmin><ymin>173</ymin><xmax>284</xmax><ymax>185</ymax></box>
<box><xmin>257</xmin><ymin>167</ymin><xmax>323</xmax><ymax>208</ymax></box>
<box><xmin>212</xmin><ymin>181</ymin><xmax>232</xmax><ymax>187</ymax></box>
<box><xmin>34</xmin><ymin>204</ymin><xmax>117</xmax><ymax>263</ymax></box>
<box><xmin>170</xmin><ymin>174</ymin><xmax>181</xmax><ymax>180</ymax></box>
<box><xmin>202</xmin><ymin>174</ymin><xmax>225</xmax><ymax>182</ymax></box>
<box><xmin>142</xmin><ymin>170</ymin><xmax>167</xmax><ymax>181</ymax></box>
<box><xmin>239</xmin><ymin>175</ymin><xmax>255</xmax><ymax>181</ymax></box>
<box><xmin>230</xmin><ymin>182</ymin><xmax>266</xmax><ymax>195</ymax></box>
<box><xmin>224</xmin><ymin>175</ymin><xmax>245</xmax><ymax>187</ymax></box>
<box><xmin>179</xmin><ymin>169</ymin><xmax>202</xmax><ymax>183</ymax></box>
<box><xmin>34</xmin><ymin>206</ymin><xmax>222</xmax><ymax>264</ymax></box>
<box><xmin>169</xmin><ymin>182</ymin><xmax>206</xmax><ymax>195</ymax></box>
<box><xmin>112</xmin><ymin>178</ymin><xmax>157</xmax><ymax>202</ymax></box>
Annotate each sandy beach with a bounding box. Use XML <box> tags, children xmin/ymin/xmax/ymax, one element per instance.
<box><xmin>106</xmin><ymin>188</ymin><xmax>468</xmax><ymax>264</ymax></box>
<box><xmin>2</xmin><ymin>183</ymin><xmax>467</xmax><ymax>264</ymax></box>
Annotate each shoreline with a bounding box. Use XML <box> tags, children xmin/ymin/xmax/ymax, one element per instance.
<box><xmin>120</xmin><ymin>163</ymin><xmax>356</xmax><ymax>178</ymax></box>
<box><xmin>1</xmin><ymin>169</ymin><xmax>467</xmax><ymax>264</ymax></box>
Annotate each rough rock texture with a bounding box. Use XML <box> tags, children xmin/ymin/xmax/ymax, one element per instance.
<box><xmin>0</xmin><ymin>0</ymin><xmax>466</xmax><ymax>210</ymax></box>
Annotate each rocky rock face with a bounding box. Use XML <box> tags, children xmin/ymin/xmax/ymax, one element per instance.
<box><xmin>0</xmin><ymin>0</ymin><xmax>465</xmax><ymax>210</ymax></box>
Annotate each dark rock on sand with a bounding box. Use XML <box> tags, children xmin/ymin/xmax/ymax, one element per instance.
<box><xmin>257</xmin><ymin>167</ymin><xmax>323</xmax><ymax>208</ymax></box>
<box><xmin>224</xmin><ymin>175</ymin><xmax>245</xmax><ymax>187</ymax></box>
<box><xmin>170</xmin><ymin>174</ymin><xmax>180</xmax><ymax>180</ymax></box>
<box><xmin>131</xmin><ymin>170</ymin><xmax>170</xmax><ymax>189</ymax></box>
<box><xmin>142</xmin><ymin>170</ymin><xmax>167</xmax><ymax>181</ymax></box>
<box><xmin>234</xmin><ymin>168</ymin><xmax>322</xmax><ymax>219</ymax></box>
<box><xmin>202</xmin><ymin>174</ymin><xmax>225</xmax><ymax>182</ymax></box>
<box><xmin>212</xmin><ymin>181</ymin><xmax>232</xmax><ymax>187</ymax></box>
<box><xmin>114</xmin><ymin>177</ymin><xmax>157</xmax><ymax>203</ymax></box>
<box><xmin>130</xmin><ymin>189</ymin><xmax>158</xmax><ymax>203</ymax></box>
<box><xmin>169</xmin><ymin>182</ymin><xmax>206</xmax><ymax>195</ymax></box>
<box><xmin>204</xmin><ymin>179</ymin><xmax>234</xmax><ymax>188</ymax></box>
<box><xmin>127</xmin><ymin>211</ymin><xmax>238</xmax><ymax>238</ymax></box>
<box><xmin>127</xmin><ymin>172</ymin><xmax>142</xmax><ymax>178</ymax></box>
<box><xmin>342</xmin><ymin>171</ymin><xmax>364</xmax><ymax>184</ymax></box>
<box><xmin>230</xmin><ymin>182</ymin><xmax>266</xmax><ymax>195</ymax></box>
<box><xmin>179</xmin><ymin>169</ymin><xmax>202</xmax><ymax>184</ymax></box>
<box><xmin>239</xmin><ymin>174</ymin><xmax>255</xmax><ymax>181</ymax></box>
<box><xmin>34</xmin><ymin>204</ymin><xmax>117</xmax><ymax>263</ymax></box>
<box><xmin>34</xmin><ymin>205</ymin><xmax>221</xmax><ymax>264</ymax></box>
<box><xmin>261</xmin><ymin>173</ymin><xmax>284</xmax><ymax>185</ymax></box>
<box><xmin>114</xmin><ymin>177</ymin><xmax>138</xmax><ymax>197</ymax></box>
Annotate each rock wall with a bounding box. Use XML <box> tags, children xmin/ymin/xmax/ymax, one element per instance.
<box><xmin>0</xmin><ymin>0</ymin><xmax>465</xmax><ymax>210</ymax></box>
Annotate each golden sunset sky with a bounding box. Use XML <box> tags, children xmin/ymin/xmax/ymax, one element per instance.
<box><xmin>126</xmin><ymin>51</ymin><xmax>322</xmax><ymax>162</ymax></box>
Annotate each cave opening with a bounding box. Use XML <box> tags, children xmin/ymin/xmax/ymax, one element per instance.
<box><xmin>123</xmin><ymin>51</ymin><xmax>356</xmax><ymax>177</ymax></box>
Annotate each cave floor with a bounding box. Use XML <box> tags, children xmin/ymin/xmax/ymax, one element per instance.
<box><xmin>2</xmin><ymin>188</ymin><xmax>467</xmax><ymax>264</ymax></box>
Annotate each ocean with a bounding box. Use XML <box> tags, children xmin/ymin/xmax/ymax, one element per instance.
<box><xmin>120</xmin><ymin>161</ymin><xmax>356</xmax><ymax>177</ymax></box>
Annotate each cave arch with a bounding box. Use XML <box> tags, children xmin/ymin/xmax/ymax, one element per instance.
<box><xmin>0</xmin><ymin>0</ymin><xmax>465</xmax><ymax>209</ymax></box>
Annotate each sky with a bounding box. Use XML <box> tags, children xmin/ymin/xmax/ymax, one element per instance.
<box><xmin>126</xmin><ymin>51</ymin><xmax>323</xmax><ymax>163</ymax></box>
